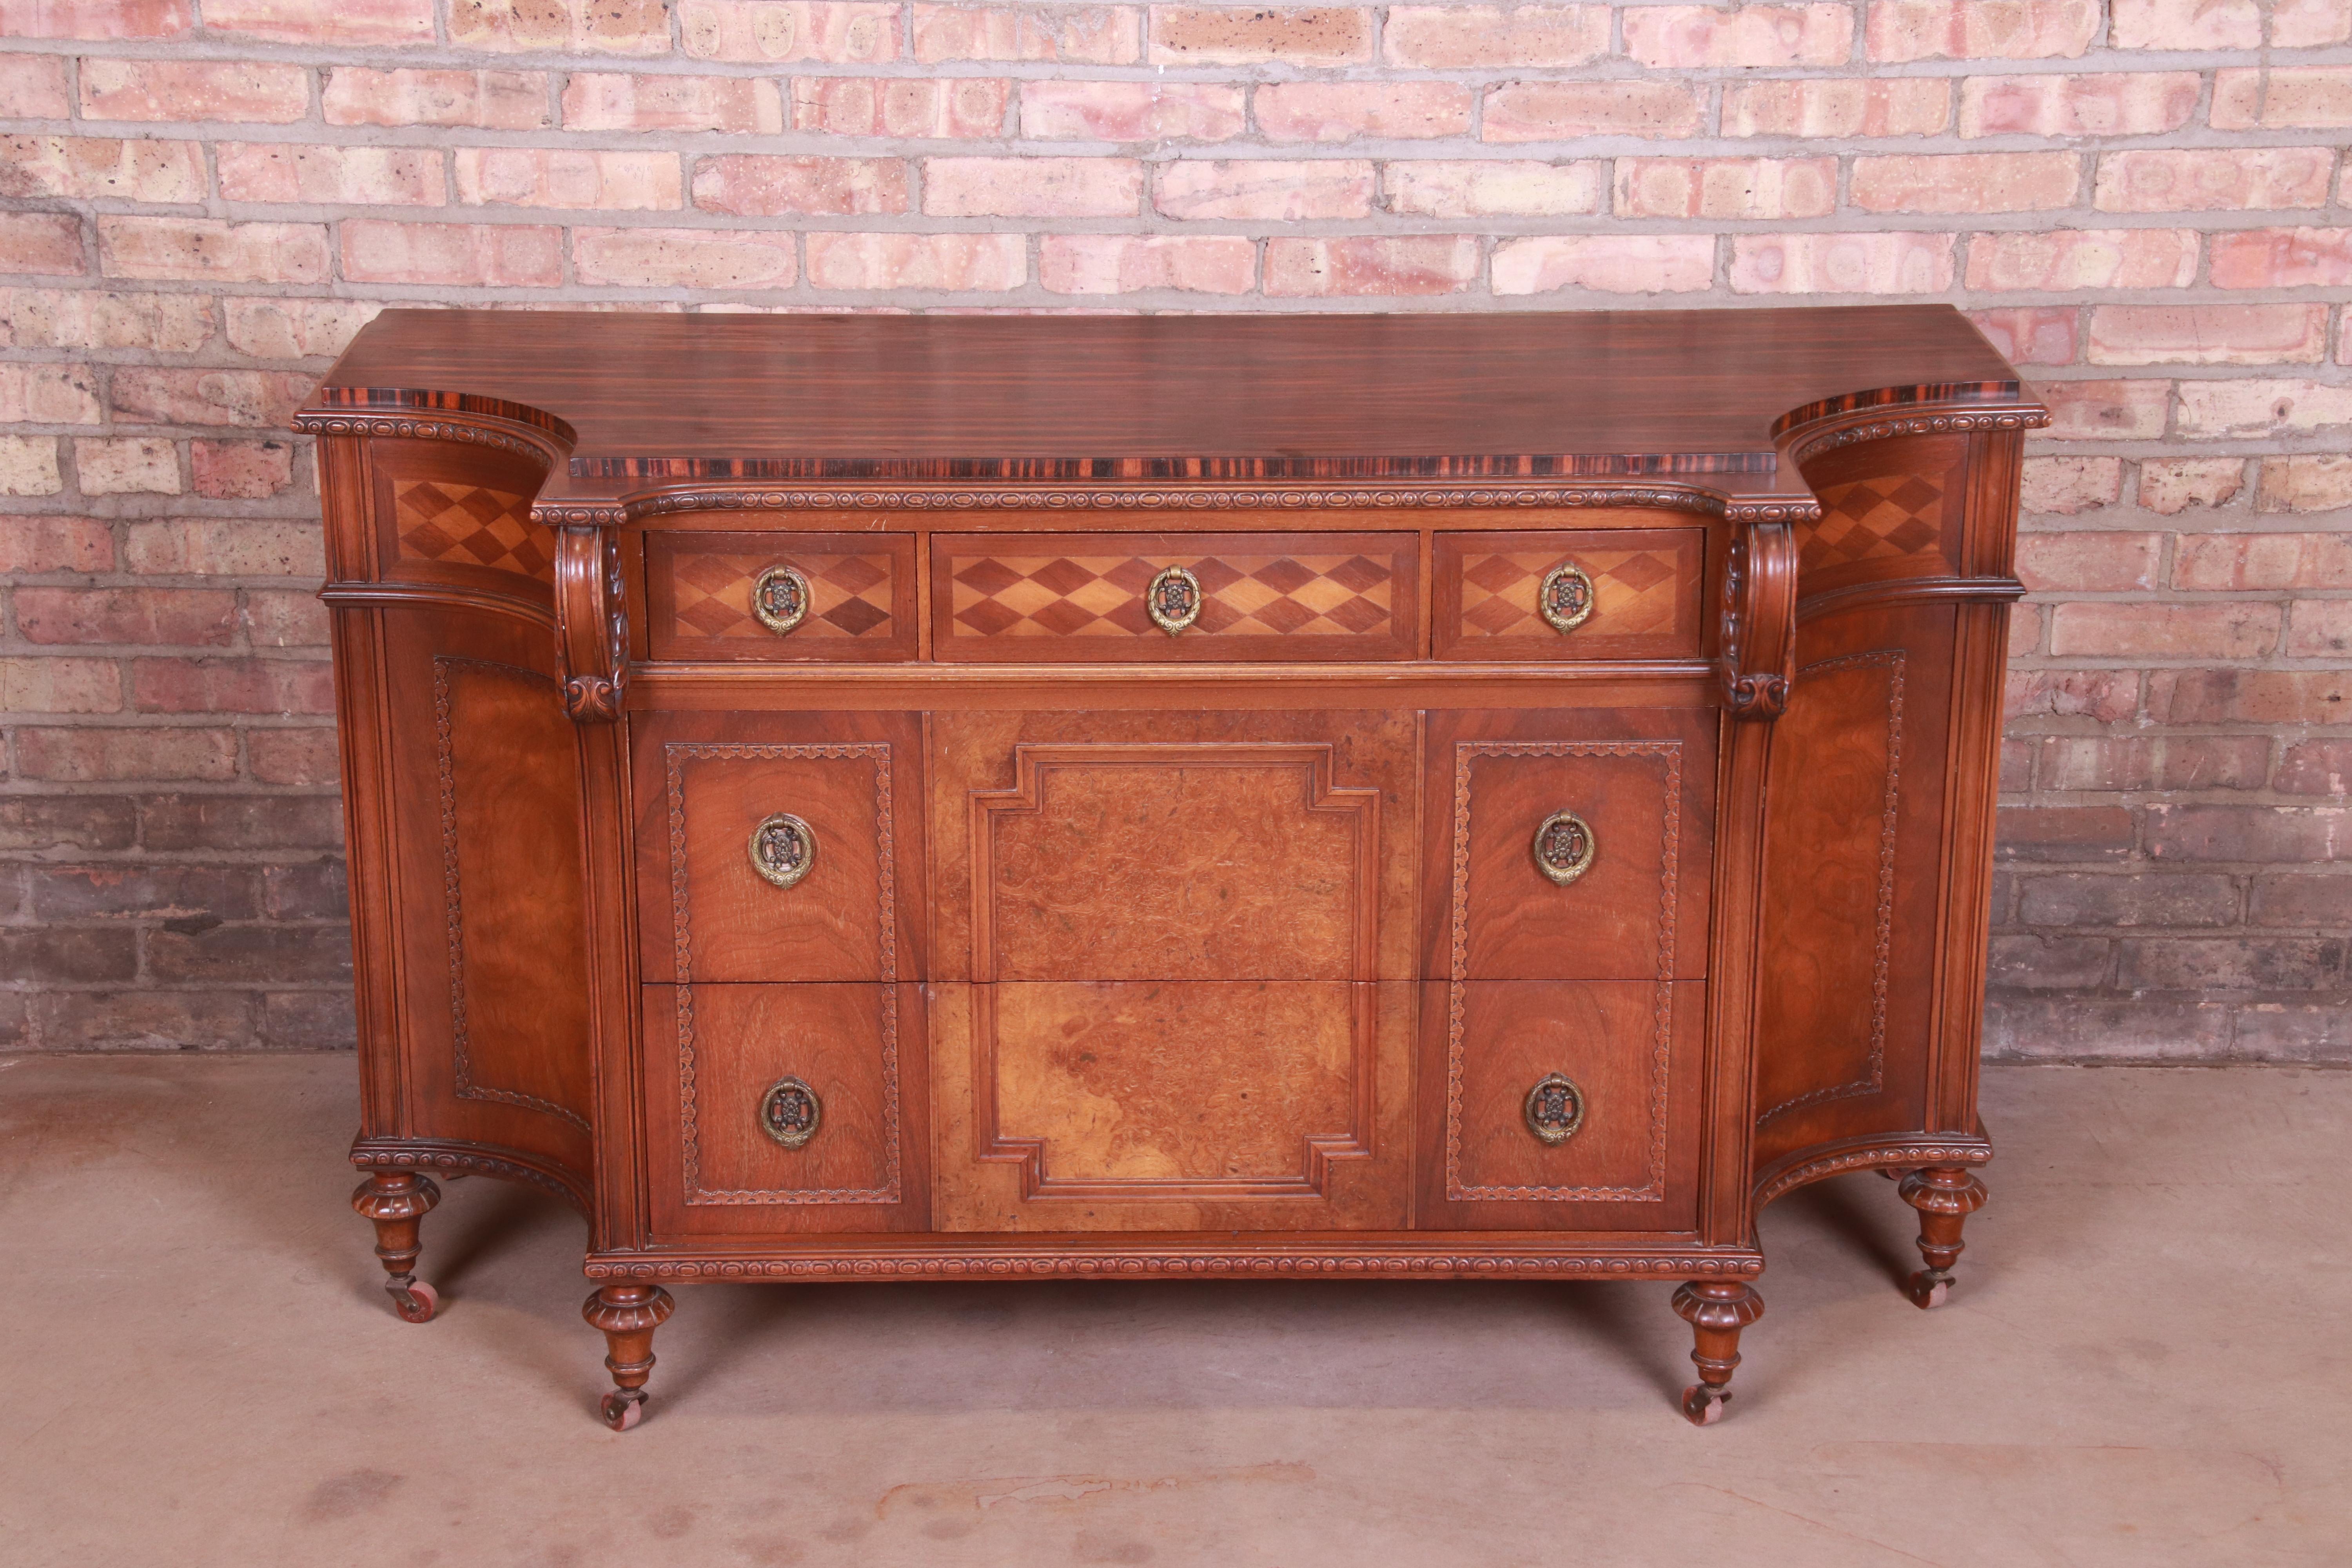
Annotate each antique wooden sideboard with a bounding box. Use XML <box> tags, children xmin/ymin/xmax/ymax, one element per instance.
<box><xmin>299</xmin><ymin>307</ymin><xmax>2042</xmax><ymax>1428</ymax></box>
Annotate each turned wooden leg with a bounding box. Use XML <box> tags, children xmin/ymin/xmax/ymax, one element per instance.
<box><xmin>583</xmin><ymin>1283</ymin><xmax>676</xmax><ymax>1431</ymax></box>
<box><xmin>350</xmin><ymin>1170</ymin><xmax>442</xmax><ymax>1323</ymax></box>
<box><xmin>1898</xmin><ymin>1166</ymin><xmax>1989</xmax><ymax>1309</ymax></box>
<box><xmin>1671</xmin><ymin>1280</ymin><xmax>1764</xmax><ymax>1426</ymax></box>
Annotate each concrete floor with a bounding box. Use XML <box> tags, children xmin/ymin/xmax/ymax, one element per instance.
<box><xmin>0</xmin><ymin>1058</ymin><xmax>2344</xmax><ymax>1568</ymax></box>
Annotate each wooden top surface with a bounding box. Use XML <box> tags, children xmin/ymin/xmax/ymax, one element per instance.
<box><xmin>307</xmin><ymin>305</ymin><xmax>2026</xmax><ymax>490</ymax></box>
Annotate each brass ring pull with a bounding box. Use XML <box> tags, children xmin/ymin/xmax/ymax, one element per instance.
<box><xmin>1145</xmin><ymin>564</ymin><xmax>1203</xmax><ymax>636</ymax></box>
<box><xmin>1532</xmin><ymin>809</ymin><xmax>1596</xmax><ymax>886</ymax></box>
<box><xmin>751</xmin><ymin>564</ymin><xmax>812</xmax><ymax>635</ymax></box>
<box><xmin>1524</xmin><ymin>1073</ymin><xmax>1585</xmax><ymax>1145</ymax></box>
<box><xmin>748</xmin><ymin>812</ymin><xmax>817</xmax><ymax>889</ymax></box>
<box><xmin>759</xmin><ymin>1076</ymin><xmax>821</xmax><ymax>1148</ymax></box>
<box><xmin>1537</xmin><ymin>561</ymin><xmax>1595</xmax><ymax>633</ymax></box>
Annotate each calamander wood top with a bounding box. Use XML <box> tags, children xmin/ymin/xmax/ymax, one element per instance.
<box><xmin>303</xmin><ymin>306</ymin><xmax>2027</xmax><ymax>492</ymax></box>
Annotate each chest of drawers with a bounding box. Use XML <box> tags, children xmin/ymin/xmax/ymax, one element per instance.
<box><xmin>302</xmin><ymin>306</ymin><xmax>2042</xmax><ymax>1428</ymax></box>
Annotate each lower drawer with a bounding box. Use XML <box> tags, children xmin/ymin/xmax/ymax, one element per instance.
<box><xmin>1416</xmin><ymin>978</ymin><xmax>1705</xmax><ymax>1231</ymax></box>
<box><xmin>641</xmin><ymin>983</ymin><xmax>929</xmax><ymax>1238</ymax></box>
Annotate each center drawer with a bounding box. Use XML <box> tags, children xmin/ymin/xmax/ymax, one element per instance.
<box><xmin>931</xmin><ymin>532</ymin><xmax>1421</xmax><ymax>662</ymax></box>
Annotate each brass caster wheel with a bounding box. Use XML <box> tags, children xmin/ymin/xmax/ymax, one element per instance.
<box><xmin>601</xmin><ymin>1390</ymin><xmax>646</xmax><ymax>1432</ymax></box>
<box><xmin>1906</xmin><ymin>1271</ymin><xmax>1951</xmax><ymax>1310</ymax></box>
<box><xmin>390</xmin><ymin>1279</ymin><xmax>439</xmax><ymax>1323</ymax></box>
<box><xmin>1681</xmin><ymin>1385</ymin><xmax>1728</xmax><ymax>1426</ymax></box>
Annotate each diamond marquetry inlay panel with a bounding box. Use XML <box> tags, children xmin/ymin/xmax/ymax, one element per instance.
<box><xmin>952</xmin><ymin>552</ymin><xmax>1394</xmax><ymax>639</ymax></box>
<box><xmin>667</xmin><ymin>550</ymin><xmax>897</xmax><ymax>641</ymax></box>
<box><xmin>1804</xmin><ymin>474</ymin><xmax>1945</xmax><ymax>572</ymax></box>
<box><xmin>645</xmin><ymin>532</ymin><xmax>918</xmax><ymax>661</ymax></box>
<box><xmin>1456</xmin><ymin>549</ymin><xmax>1682</xmax><ymax>639</ymax></box>
<box><xmin>392</xmin><ymin>480</ymin><xmax>549</xmax><ymax>582</ymax></box>
<box><xmin>1432</xmin><ymin>529</ymin><xmax>1704</xmax><ymax>659</ymax></box>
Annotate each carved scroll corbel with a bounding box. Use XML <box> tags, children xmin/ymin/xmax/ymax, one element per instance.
<box><xmin>1719</xmin><ymin>522</ymin><xmax>1797</xmax><ymax>721</ymax></box>
<box><xmin>555</xmin><ymin>524</ymin><xmax>627</xmax><ymax>724</ymax></box>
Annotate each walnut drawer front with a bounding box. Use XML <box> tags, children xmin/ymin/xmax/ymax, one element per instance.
<box><xmin>931</xmin><ymin>532</ymin><xmax>1421</xmax><ymax>662</ymax></box>
<box><xmin>1433</xmin><ymin>529</ymin><xmax>1706</xmax><ymax>661</ymax></box>
<box><xmin>644</xmin><ymin>531</ymin><xmax>918</xmax><ymax>661</ymax></box>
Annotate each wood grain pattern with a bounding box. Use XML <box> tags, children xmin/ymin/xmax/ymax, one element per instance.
<box><xmin>370</xmin><ymin>438</ymin><xmax>556</xmax><ymax>603</ymax></box>
<box><xmin>1793</xmin><ymin>433</ymin><xmax>1966</xmax><ymax>594</ymax></box>
<box><xmin>644</xmin><ymin>530</ymin><xmax>917</xmax><ymax>662</ymax></box>
<box><xmin>1432</xmin><ymin>528</ymin><xmax>1707</xmax><ymax>661</ymax></box>
<box><xmin>931</xmin><ymin>532</ymin><xmax>1419</xmax><ymax>662</ymax></box>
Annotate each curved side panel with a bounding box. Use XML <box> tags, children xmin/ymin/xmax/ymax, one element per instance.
<box><xmin>321</xmin><ymin>425</ymin><xmax>594</xmax><ymax>1200</ymax></box>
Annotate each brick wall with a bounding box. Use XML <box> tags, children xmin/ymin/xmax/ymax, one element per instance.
<box><xmin>0</xmin><ymin>0</ymin><xmax>2345</xmax><ymax>1058</ymax></box>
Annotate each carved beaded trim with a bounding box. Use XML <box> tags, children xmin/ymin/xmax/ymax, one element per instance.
<box><xmin>293</xmin><ymin>412</ymin><xmax>563</xmax><ymax>466</ymax></box>
<box><xmin>583</xmin><ymin>1253</ymin><xmax>1766</xmax><ymax>1281</ymax></box>
<box><xmin>1788</xmin><ymin>410</ymin><xmax>2051</xmax><ymax>468</ymax></box>
<box><xmin>1752</xmin><ymin>1142</ymin><xmax>1991</xmax><ymax>1207</ymax></box>
<box><xmin>351</xmin><ymin>1147</ymin><xmax>589</xmax><ymax>1213</ymax></box>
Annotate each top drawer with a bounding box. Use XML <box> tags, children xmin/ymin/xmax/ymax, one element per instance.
<box><xmin>1433</xmin><ymin>529</ymin><xmax>1706</xmax><ymax>661</ymax></box>
<box><xmin>932</xmin><ymin>532</ymin><xmax>1421</xmax><ymax>662</ymax></box>
<box><xmin>644</xmin><ymin>531</ymin><xmax>919</xmax><ymax>661</ymax></box>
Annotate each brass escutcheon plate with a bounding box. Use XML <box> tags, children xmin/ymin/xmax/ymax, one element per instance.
<box><xmin>1532</xmin><ymin>808</ymin><xmax>1596</xmax><ymax>886</ymax></box>
<box><xmin>1537</xmin><ymin>561</ymin><xmax>1595</xmax><ymax>633</ymax></box>
<box><xmin>748</xmin><ymin>812</ymin><xmax>817</xmax><ymax>889</ymax></box>
<box><xmin>1145</xmin><ymin>564</ymin><xmax>1203</xmax><ymax>635</ymax></box>
<box><xmin>751</xmin><ymin>564</ymin><xmax>813</xmax><ymax>635</ymax></box>
<box><xmin>1524</xmin><ymin>1072</ymin><xmax>1585</xmax><ymax>1145</ymax></box>
<box><xmin>759</xmin><ymin>1076</ymin><xmax>822</xmax><ymax>1149</ymax></box>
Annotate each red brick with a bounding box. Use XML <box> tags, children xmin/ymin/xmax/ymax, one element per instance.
<box><xmin>1722</xmin><ymin>78</ymin><xmax>1948</xmax><ymax>137</ymax></box>
<box><xmin>2016</xmin><ymin>872</ymin><xmax>2241</xmax><ymax>928</ymax></box>
<box><xmin>0</xmin><ymin>795</ymin><xmax>134</xmax><ymax>851</ymax></box>
<box><xmin>191</xmin><ymin>439</ymin><xmax>294</xmax><ymax>499</ymax></box>
<box><xmin>1995</xmin><ymin>805</ymin><xmax>2136</xmax><ymax>862</ymax></box>
<box><xmin>692</xmin><ymin>155</ymin><xmax>909</xmax><ymax>215</ymax></box>
<box><xmin>2152</xmin><ymin>669</ymin><xmax>2349</xmax><ymax>725</ymax></box>
<box><xmin>2148</xmin><ymin>806</ymin><xmax>2350</xmax><ymax>864</ymax></box>
<box><xmin>1986</xmin><ymin>934</ymin><xmax>2113</xmax><ymax>990</ymax></box>
<box><xmin>2176</xmin><ymin>530</ymin><xmax>2352</xmax><ymax>591</ymax></box>
<box><xmin>2049</xmin><ymin>601</ymin><xmax>2279</xmax><ymax>659</ymax></box>
<box><xmin>2140</xmin><ymin>458</ymin><xmax>2245</xmax><ymax>514</ymax></box>
<box><xmin>2176</xmin><ymin>379</ymin><xmax>2352</xmax><ymax>439</ymax></box>
<box><xmin>2</xmin><ymin>435</ymin><xmax>63</xmax><ymax>494</ymax></box>
<box><xmin>2277</xmin><ymin>742</ymin><xmax>2352</xmax><ymax>797</ymax></box>
<box><xmin>924</xmin><ymin>156</ymin><xmax>1140</xmax><ymax>217</ymax></box>
<box><xmin>1483</xmin><ymin>81</ymin><xmax>1705</xmax><ymax>141</ymax></box>
<box><xmin>2039</xmin><ymin>379</ymin><xmax>2171</xmax><ymax>441</ymax></box>
<box><xmin>216</xmin><ymin>143</ymin><xmax>443</xmax><ymax>206</ymax></box>
<box><xmin>2209</xmin><ymin>228</ymin><xmax>2352</xmax><ymax>290</ymax></box>
<box><xmin>1154</xmin><ymin>160</ymin><xmax>1371</xmax><ymax>220</ymax></box>
<box><xmin>249</xmin><ymin>726</ymin><xmax>341</xmax><ymax>785</ymax></box>
<box><xmin>1999</xmin><ymin>738</ymin><xmax>2033</xmax><ymax>790</ymax></box>
<box><xmin>141</xmin><ymin>794</ymin><xmax>343</xmax><ymax>852</ymax></box>
<box><xmin>77</xmin><ymin>59</ymin><xmax>308</xmax><ymax>122</ymax></box>
<box><xmin>2017</xmin><ymin>530</ymin><xmax>2159</xmax><ymax>591</ymax></box>
<box><xmin>803</xmin><ymin>231</ymin><xmax>1025</xmax><ymax>290</ymax></box>
<box><xmin>243</xmin><ymin>589</ymin><xmax>331</xmax><ymax>647</ymax></box>
<box><xmin>0</xmin><ymin>655</ymin><xmax>121</xmax><ymax>713</ymax></box>
<box><xmin>561</xmin><ymin>73</ymin><xmax>780</xmax><ymax>134</ymax></box>
<box><xmin>0</xmin><ymin>363</ymin><xmax>99</xmax><ymax>424</ymax></box>
<box><xmin>0</xmin><ymin>0</ymin><xmax>187</xmax><ymax>36</ymax></box>
<box><xmin>133</xmin><ymin>656</ymin><xmax>334</xmax><ymax>715</ymax></box>
<box><xmin>340</xmin><ymin>221</ymin><xmax>563</xmax><ymax>287</ymax></box>
<box><xmin>4</xmin><ymin>289</ymin><xmax>210</xmax><ymax>353</ymax></box>
<box><xmin>1256</xmin><ymin>82</ymin><xmax>1471</xmax><ymax>143</ymax></box>
<box><xmin>32</xmin><ymin>991</ymin><xmax>258</xmax><ymax>1049</ymax></box>
<box><xmin>323</xmin><ymin>68</ymin><xmax>551</xmax><ymax>130</ymax></box>
<box><xmin>2019</xmin><ymin>456</ymin><xmax>2118</xmax><ymax>514</ymax></box>
<box><xmin>1622</xmin><ymin>4</ymin><xmax>1853</xmax><ymax>66</ymax></box>
<box><xmin>1983</xmin><ymin>995</ymin><xmax>2230</xmax><ymax>1062</ymax></box>
<box><xmin>2087</xmin><ymin>304</ymin><xmax>2330</xmax><ymax>367</ymax></box>
<box><xmin>1492</xmin><ymin>235</ymin><xmax>1715</xmax><ymax>296</ymax></box>
<box><xmin>1866</xmin><ymin>0</ymin><xmax>2099</xmax><ymax>60</ymax></box>
<box><xmin>147</xmin><ymin>926</ymin><xmax>352</xmax><ymax>985</ymax></box>
<box><xmin>676</xmin><ymin>0</ymin><xmax>900</xmax><ymax>59</ymax></box>
<box><xmin>203</xmin><ymin>0</ymin><xmax>435</xmax><ymax>44</ymax></box>
<box><xmin>12</xmin><ymin>727</ymin><xmax>239</xmax><ymax>781</ymax></box>
<box><xmin>1615</xmin><ymin>157</ymin><xmax>1835</xmax><ymax>220</ymax></box>
<box><xmin>98</xmin><ymin>218</ymin><xmax>329</xmax><ymax>285</ymax></box>
<box><xmin>2285</xmin><ymin>601</ymin><xmax>2352</xmax><ymax>659</ymax></box>
<box><xmin>1021</xmin><ymin>82</ymin><xmax>1241</xmax><ymax>142</ymax></box>
<box><xmin>1039</xmin><ymin>234</ymin><xmax>1254</xmax><ymax>294</ymax></box>
<box><xmin>1387</xmin><ymin>160</ymin><xmax>1604</xmax><ymax>218</ymax></box>
<box><xmin>452</xmin><ymin>0</ymin><xmax>673</xmax><ymax>53</ymax></box>
<box><xmin>2255</xmin><ymin>457</ymin><xmax>2352</xmax><ymax>516</ymax></box>
<box><xmin>14</xmin><ymin>586</ymin><xmax>236</xmax><ymax>646</ymax></box>
<box><xmin>455</xmin><ymin>148</ymin><xmax>681</xmax><ymax>210</ymax></box>
<box><xmin>1851</xmin><ymin>151</ymin><xmax>2079</xmax><ymax>213</ymax></box>
<box><xmin>791</xmin><ymin>77</ymin><xmax>1005</xmax><ymax>138</ymax></box>
<box><xmin>125</xmin><ymin>518</ymin><xmax>321</xmax><ymax>576</ymax></box>
<box><xmin>572</xmin><ymin>228</ymin><xmax>798</xmax><ymax>289</ymax></box>
<box><xmin>1960</xmin><ymin>72</ymin><xmax>2199</xmax><ymax>137</ymax></box>
<box><xmin>1965</xmin><ymin>228</ymin><xmax>2197</xmax><ymax>292</ymax></box>
<box><xmin>262</xmin><ymin>991</ymin><xmax>358</xmax><ymax>1050</ymax></box>
<box><xmin>2110</xmin><ymin>0</ymin><xmax>2261</xmax><ymax>48</ymax></box>
<box><xmin>0</xmin><ymin>135</ymin><xmax>206</xmax><ymax>203</ymax></box>
<box><xmin>1265</xmin><ymin>236</ymin><xmax>1477</xmax><ymax>298</ymax></box>
<box><xmin>222</xmin><ymin>299</ymin><xmax>380</xmax><ymax>360</ymax></box>
<box><xmin>912</xmin><ymin>3</ymin><xmax>1140</xmax><ymax>62</ymax></box>
<box><xmin>71</xmin><ymin>436</ymin><xmax>178</xmax><ymax>494</ymax></box>
<box><xmin>2120</xmin><ymin>937</ymin><xmax>2338</xmax><ymax>992</ymax></box>
<box><xmin>2214</xmin><ymin>67</ymin><xmax>2352</xmax><ymax>132</ymax></box>
<box><xmin>1728</xmin><ymin>232</ymin><xmax>1955</xmax><ymax>294</ymax></box>
<box><xmin>2095</xmin><ymin>149</ymin><xmax>2336</xmax><ymax>213</ymax></box>
<box><xmin>1149</xmin><ymin>5</ymin><xmax>1370</xmax><ymax>64</ymax></box>
<box><xmin>2036</xmin><ymin>735</ymin><xmax>2270</xmax><ymax>792</ymax></box>
<box><xmin>110</xmin><ymin>368</ymin><xmax>312</xmax><ymax>429</ymax></box>
<box><xmin>2249</xmin><ymin>877</ymin><xmax>2351</xmax><ymax>933</ymax></box>
<box><xmin>0</xmin><ymin>55</ymin><xmax>72</xmax><ymax>118</ymax></box>
<box><xmin>2272</xmin><ymin>0</ymin><xmax>2351</xmax><ymax>46</ymax></box>
<box><xmin>1382</xmin><ymin>4</ymin><xmax>1606</xmax><ymax>66</ymax></box>
<box><xmin>0</xmin><ymin>514</ymin><xmax>112</xmax><ymax>573</ymax></box>
<box><xmin>0</xmin><ymin>929</ymin><xmax>137</xmax><ymax>985</ymax></box>
<box><xmin>0</xmin><ymin>212</ymin><xmax>87</xmax><ymax>276</ymax></box>
<box><xmin>1970</xmin><ymin>307</ymin><xmax>2080</xmax><ymax>367</ymax></box>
